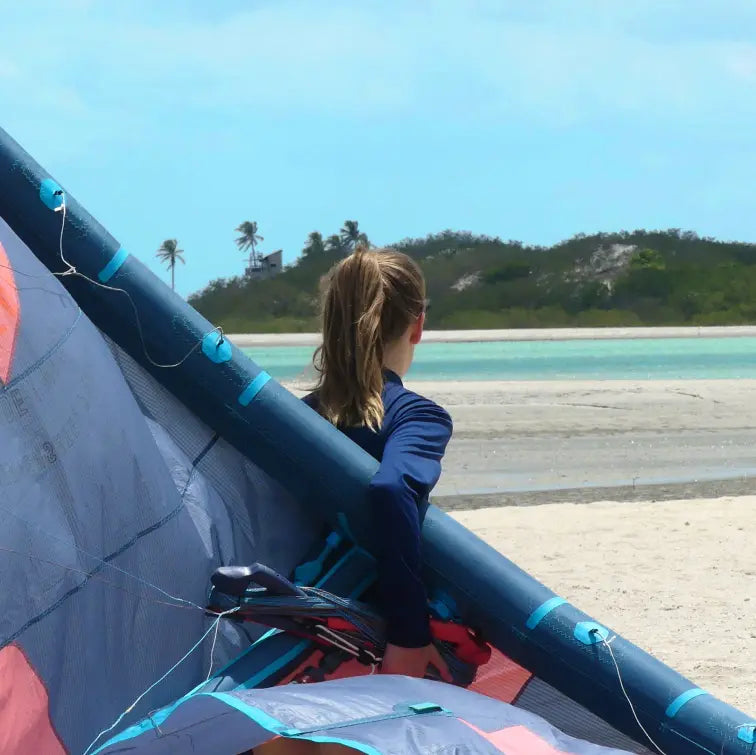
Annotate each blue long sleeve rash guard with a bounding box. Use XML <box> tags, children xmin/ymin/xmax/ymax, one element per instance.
<box><xmin>303</xmin><ymin>369</ymin><xmax>453</xmax><ymax>647</ymax></box>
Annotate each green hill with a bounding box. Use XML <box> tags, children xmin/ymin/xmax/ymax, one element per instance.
<box><xmin>188</xmin><ymin>229</ymin><xmax>756</xmax><ymax>332</ymax></box>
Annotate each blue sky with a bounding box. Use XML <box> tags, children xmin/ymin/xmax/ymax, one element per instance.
<box><xmin>3</xmin><ymin>0</ymin><xmax>756</xmax><ymax>297</ymax></box>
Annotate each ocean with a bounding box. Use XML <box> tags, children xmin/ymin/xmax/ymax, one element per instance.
<box><xmin>243</xmin><ymin>336</ymin><xmax>756</xmax><ymax>382</ymax></box>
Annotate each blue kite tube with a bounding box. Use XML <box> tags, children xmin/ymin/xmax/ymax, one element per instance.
<box><xmin>0</xmin><ymin>126</ymin><xmax>752</xmax><ymax>755</ymax></box>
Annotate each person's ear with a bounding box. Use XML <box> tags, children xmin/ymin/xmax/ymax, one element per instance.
<box><xmin>409</xmin><ymin>312</ymin><xmax>425</xmax><ymax>345</ymax></box>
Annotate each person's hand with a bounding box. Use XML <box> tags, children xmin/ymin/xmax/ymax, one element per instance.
<box><xmin>380</xmin><ymin>642</ymin><xmax>452</xmax><ymax>682</ymax></box>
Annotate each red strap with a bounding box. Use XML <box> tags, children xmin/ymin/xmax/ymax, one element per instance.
<box><xmin>326</xmin><ymin>617</ymin><xmax>357</xmax><ymax>633</ymax></box>
<box><xmin>430</xmin><ymin>620</ymin><xmax>492</xmax><ymax>666</ymax></box>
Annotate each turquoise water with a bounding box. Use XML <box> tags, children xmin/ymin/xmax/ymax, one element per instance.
<box><xmin>244</xmin><ymin>336</ymin><xmax>756</xmax><ymax>382</ymax></box>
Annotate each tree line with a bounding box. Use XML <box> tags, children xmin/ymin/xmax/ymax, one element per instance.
<box><xmin>155</xmin><ymin>218</ymin><xmax>369</xmax><ymax>290</ymax></box>
<box><xmin>186</xmin><ymin>227</ymin><xmax>756</xmax><ymax>333</ymax></box>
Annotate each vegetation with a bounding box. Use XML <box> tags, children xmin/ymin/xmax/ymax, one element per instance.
<box><xmin>339</xmin><ymin>219</ymin><xmax>369</xmax><ymax>253</ymax></box>
<box><xmin>187</xmin><ymin>225</ymin><xmax>756</xmax><ymax>332</ymax></box>
<box><xmin>235</xmin><ymin>220</ymin><xmax>264</xmax><ymax>269</ymax></box>
<box><xmin>155</xmin><ymin>239</ymin><xmax>184</xmax><ymax>291</ymax></box>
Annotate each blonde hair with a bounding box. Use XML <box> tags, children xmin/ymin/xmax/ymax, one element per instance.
<box><xmin>313</xmin><ymin>246</ymin><xmax>426</xmax><ymax>430</ymax></box>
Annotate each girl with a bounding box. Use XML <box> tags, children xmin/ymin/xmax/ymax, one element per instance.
<box><xmin>304</xmin><ymin>246</ymin><xmax>452</xmax><ymax>681</ymax></box>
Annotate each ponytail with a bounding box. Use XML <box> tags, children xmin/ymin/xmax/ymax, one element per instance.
<box><xmin>313</xmin><ymin>246</ymin><xmax>425</xmax><ymax>430</ymax></box>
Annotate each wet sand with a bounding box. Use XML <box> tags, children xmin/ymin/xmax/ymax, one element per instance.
<box><xmin>405</xmin><ymin>379</ymin><xmax>756</xmax><ymax>502</ymax></box>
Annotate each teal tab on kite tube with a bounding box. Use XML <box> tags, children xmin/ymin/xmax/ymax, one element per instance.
<box><xmin>39</xmin><ymin>178</ymin><xmax>64</xmax><ymax>210</ymax></box>
<box><xmin>98</xmin><ymin>247</ymin><xmax>129</xmax><ymax>283</ymax></box>
<box><xmin>526</xmin><ymin>597</ymin><xmax>566</xmax><ymax>630</ymax></box>
<box><xmin>737</xmin><ymin>724</ymin><xmax>755</xmax><ymax>744</ymax></box>
<box><xmin>574</xmin><ymin>621</ymin><xmax>609</xmax><ymax>645</ymax></box>
<box><xmin>201</xmin><ymin>331</ymin><xmax>232</xmax><ymax>364</ymax></box>
<box><xmin>407</xmin><ymin>702</ymin><xmax>446</xmax><ymax>714</ymax></box>
<box><xmin>665</xmin><ymin>688</ymin><xmax>709</xmax><ymax>718</ymax></box>
<box><xmin>238</xmin><ymin>371</ymin><xmax>271</xmax><ymax>406</ymax></box>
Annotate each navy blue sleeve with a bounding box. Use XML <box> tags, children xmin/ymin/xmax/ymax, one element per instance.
<box><xmin>368</xmin><ymin>394</ymin><xmax>453</xmax><ymax>648</ymax></box>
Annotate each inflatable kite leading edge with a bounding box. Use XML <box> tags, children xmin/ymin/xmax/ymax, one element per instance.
<box><xmin>0</xmin><ymin>125</ymin><xmax>753</xmax><ymax>754</ymax></box>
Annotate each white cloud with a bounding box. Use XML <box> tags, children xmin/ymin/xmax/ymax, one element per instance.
<box><xmin>2</xmin><ymin>0</ymin><xmax>756</xmax><ymax>149</ymax></box>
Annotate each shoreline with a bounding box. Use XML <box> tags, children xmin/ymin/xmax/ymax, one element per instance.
<box><xmin>229</xmin><ymin>325</ymin><xmax>756</xmax><ymax>347</ymax></box>
<box><xmin>433</xmin><ymin>475</ymin><xmax>756</xmax><ymax>511</ymax></box>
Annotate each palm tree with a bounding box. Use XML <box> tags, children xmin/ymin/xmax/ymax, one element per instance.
<box><xmin>235</xmin><ymin>221</ymin><xmax>264</xmax><ymax>270</ymax></box>
<box><xmin>326</xmin><ymin>234</ymin><xmax>347</xmax><ymax>255</ymax></box>
<box><xmin>303</xmin><ymin>231</ymin><xmax>325</xmax><ymax>258</ymax></box>
<box><xmin>155</xmin><ymin>239</ymin><xmax>185</xmax><ymax>291</ymax></box>
<box><xmin>340</xmin><ymin>220</ymin><xmax>364</xmax><ymax>253</ymax></box>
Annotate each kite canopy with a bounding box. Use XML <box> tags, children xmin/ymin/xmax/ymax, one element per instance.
<box><xmin>0</xmin><ymin>125</ymin><xmax>753</xmax><ymax>755</ymax></box>
<box><xmin>95</xmin><ymin>675</ymin><xmax>637</xmax><ymax>755</ymax></box>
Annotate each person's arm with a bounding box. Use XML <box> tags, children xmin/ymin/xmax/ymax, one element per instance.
<box><xmin>368</xmin><ymin>395</ymin><xmax>453</xmax><ymax>650</ymax></box>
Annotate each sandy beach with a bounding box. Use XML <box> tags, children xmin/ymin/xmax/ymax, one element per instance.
<box><xmin>453</xmin><ymin>497</ymin><xmax>756</xmax><ymax>715</ymax></box>
<box><xmin>231</xmin><ymin>325</ymin><xmax>756</xmax><ymax>347</ymax></box>
<box><xmin>282</xmin><ymin>374</ymin><xmax>756</xmax><ymax>715</ymax></box>
<box><xmin>405</xmin><ymin>378</ymin><xmax>756</xmax><ymax>503</ymax></box>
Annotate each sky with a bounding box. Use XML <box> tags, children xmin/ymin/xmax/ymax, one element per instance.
<box><xmin>3</xmin><ymin>0</ymin><xmax>756</xmax><ymax>297</ymax></box>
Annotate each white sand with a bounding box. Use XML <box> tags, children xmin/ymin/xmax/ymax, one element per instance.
<box><xmin>231</xmin><ymin>325</ymin><xmax>756</xmax><ymax>347</ymax></box>
<box><xmin>453</xmin><ymin>497</ymin><xmax>756</xmax><ymax>715</ymax></box>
